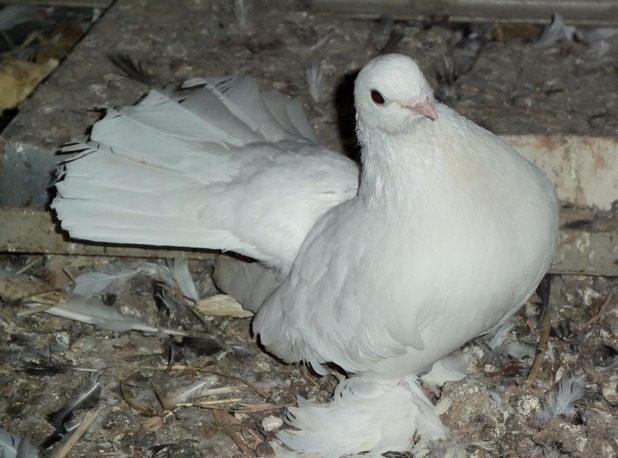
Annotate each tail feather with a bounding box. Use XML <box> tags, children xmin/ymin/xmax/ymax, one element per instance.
<box><xmin>183</xmin><ymin>76</ymin><xmax>316</xmax><ymax>143</ymax></box>
<box><xmin>90</xmin><ymin>110</ymin><xmax>236</xmax><ymax>176</ymax></box>
<box><xmin>136</xmin><ymin>88</ymin><xmax>262</xmax><ymax>146</ymax></box>
<box><xmin>261</xmin><ymin>89</ymin><xmax>318</xmax><ymax>142</ymax></box>
<box><xmin>121</xmin><ymin>89</ymin><xmax>256</xmax><ymax>144</ymax></box>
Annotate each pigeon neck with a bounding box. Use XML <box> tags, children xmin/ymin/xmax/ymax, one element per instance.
<box><xmin>357</xmin><ymin>123</ymin><xmax>433</xmax><ymax>212</ymax></box>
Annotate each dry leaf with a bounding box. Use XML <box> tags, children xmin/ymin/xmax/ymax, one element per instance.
<box><xmin>140</xmin><ymin>416</ymin><xmax>164</xmax><ymax>432</ymax></box>
<box><xmin>0</xmin><ymin>275</ymin><xmax>66</xmax><ymax>305</ymax></box>
<box><xmin>196</xmin><ymin>294</ymin><xmax>253</xmax><ymax>318</ymax></box>
<box><xmin>0</xmin><ymin>58</ymin><xmax>58</xmax><ymax>110</ymax></box>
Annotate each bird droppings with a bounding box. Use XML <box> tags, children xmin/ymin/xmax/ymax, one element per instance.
<box><xmin>510</xmin><ymin>394</ymin><xmax>541</xmax><ymax>417</ymax></box>
<box><xmin>601</xmin><ymin>375</ymin><xmax>618</xmax><ymax>404</ymax></box>
<box><xmin>262</xmin><ymin>415</ymin><xmax>284</xmax><ymax>432</ymax></box>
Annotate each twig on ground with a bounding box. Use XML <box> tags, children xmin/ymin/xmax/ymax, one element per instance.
<box><xmin>580</xmin><ymin>293</ymin><xmax>613</xmax><ymax>329</ymax></box>
<box><xmin>51</xmin><ymin>409</ymin><xmax>98</xmax><ymax>458</ymax></box>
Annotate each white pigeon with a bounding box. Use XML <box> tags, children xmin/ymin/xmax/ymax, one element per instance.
<box><xmin>53</xmin><ymin>54</ymin><xmax>559</xmax><ymax>456</ymax></box>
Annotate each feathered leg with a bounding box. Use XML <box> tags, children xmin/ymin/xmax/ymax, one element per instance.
<box><xmin>275</xmin><ymin>375</ymin><xmax>453</xmax><ymax>458</ymax></box>
<box><xmin>213</xmin><ymin>254</ymin><xmax>282</xmax><ymax>313</ymax></box>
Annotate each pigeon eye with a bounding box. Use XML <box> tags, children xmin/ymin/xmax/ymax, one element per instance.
<box><xmin>370</xmin><ymin>90</ymin><xmax>385</xmax><ymax>105</ymax></box>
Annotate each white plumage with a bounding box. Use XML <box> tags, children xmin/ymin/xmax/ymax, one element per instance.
<box><xmin>54</xmin><ymin>75</ymin><xmax>357</xmax><ymax>272</ymax></box>
<box><xmin>53</xmin><ymin>54</ymin><xmax>559</xmax><ymax>456</ymax></box>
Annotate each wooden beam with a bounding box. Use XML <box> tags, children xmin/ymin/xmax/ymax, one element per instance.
<box><xmin>310</xmin><ymin>0</ymin><xmax>618</xmax><ymax>25</ymax></box>
<box><xmin>1</xmin><ymin>206</ymin><xmax>215</xmax><ymax>260</ymax></box>
<box><xmin>1</xmin><ymin>0</ymin><xmax>112</xmax><ymax>7</ymax></box>
<box><xmin>0</xmin><ymin>206</ymin><xmax>616</xmax><ymax>276</ymax></box>
<box><xmin>504</xmin><ymin>136</ymin><xmax>618</xmax><ymax>211</ymax></box>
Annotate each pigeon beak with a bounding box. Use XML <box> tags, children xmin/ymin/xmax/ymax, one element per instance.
<box><xmin>406</xmin><ymin>97</ymin><xmax>438</xmax><ymax>121</ymax></box>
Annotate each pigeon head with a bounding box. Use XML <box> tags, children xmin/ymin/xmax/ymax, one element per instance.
<box><xmin>354</xmin><ymin>54</ymin><xmax>437</xmax><ymax>134</ymax></box>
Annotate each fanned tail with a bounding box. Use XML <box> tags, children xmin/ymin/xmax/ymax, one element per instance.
<box><xmin>52</xmin><ymin>76</ymin><xmax>357</xmax><ymax>271</ymax></box>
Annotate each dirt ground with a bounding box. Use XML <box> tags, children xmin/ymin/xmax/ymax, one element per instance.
<box><xmin>0</xmin><ymin>1</ymin><xmax>617</xmax><ymax>457</ymax></box>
